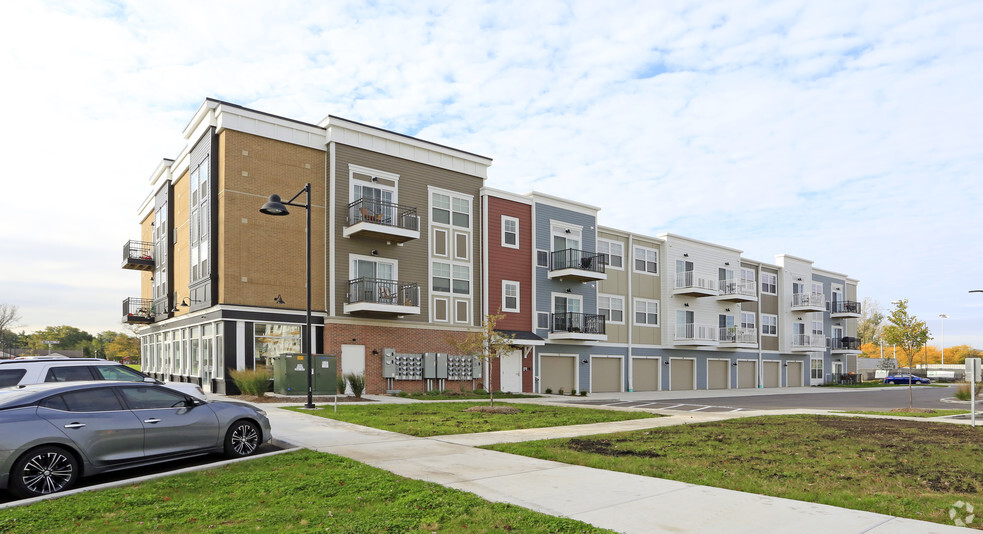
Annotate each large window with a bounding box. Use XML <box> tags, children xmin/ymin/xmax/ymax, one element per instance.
<box><xmin>254</xmin><ymin>323</ymin><xmax>302</xmax><ymax>371</ymax></box>
<box><xmin>741</xmin><ymin>312</ymin><xmax>756</xmax><ymax>330</ymax></box>
<box><xmin>432</xmin><ymin>192</ymin><xmax>470</xmax><ymax>228</ymax></box>
<box><xmin>597</xmin><ymin>239</ymin><xmax>623</xmax><ymax>269</ymax></box>
<box><xmin>761</xmin><ymin>273</ymin><xmax>777</xmax><ymax>295</ymax></box>
<box><xmin>502</xmin><ymin>281</ymin><xmax>519</xmax><ymax>312</ymax></box>
<box><xmin>598</xmin><ymin>295</ymin><xmax>624</xmax><ymax>323</ymax></box>
<box><xmin>502</xmin><ymin>216</ymin><xmax>519</xmax><ymax>248</ymax></box>
<box><xmin>761</xmin><ymin>314</ymin><xmax>778</xmax><ymax>336</ymax></box>
<box><xmin>634</xmin><ymin>299</ymin><xmax>659</xmax><ymax>326</ymax></box>
<box><xmin>634</xmin><ymin>247</ymin><xmax>659</xmax><ymax>274</ymax></box>
<box><xmin>811</xmin><ymin>359</ymin><xmax>823</xmax><ymax>380</ymax></box>
<box><xmin>432</xmin><ymin>262</ymin><xmax>469</xmax><ymax>295</ymax></box>
<box><xmin>189</xmin><ymin>156</ymin><xmax>209</xmax><ymax>283</ymax></box>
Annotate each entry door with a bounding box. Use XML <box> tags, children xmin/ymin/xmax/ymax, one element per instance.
<box><xmin>341</xmin><ymin>345</ymin><xmax>365</xmax><ymax>395</ymax></box>
<box><xmin>500</xmin><ymin>349</ymin><xmax>522</xmax><ymax>393</ymax></box>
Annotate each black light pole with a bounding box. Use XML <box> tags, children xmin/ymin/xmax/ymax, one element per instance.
<box><xmin>260</xmin><ymin>184</ymin><xmax>315</xmax><ymax>409</ymax></box>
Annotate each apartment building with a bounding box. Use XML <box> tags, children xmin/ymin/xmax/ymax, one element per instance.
<box><xmin>127</xmin><ymin>98</ymin><xmax>861</xmax><ymax>395</ymax></box>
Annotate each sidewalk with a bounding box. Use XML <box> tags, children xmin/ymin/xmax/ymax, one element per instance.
<box><xmin>265</xmin><ymin>404</ymin><xmax>969</xmax><ymax>533</ymax></box>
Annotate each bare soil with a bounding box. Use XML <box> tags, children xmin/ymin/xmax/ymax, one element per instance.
<box><xmin>228</xmin><ymin>394</ymin><xmax>374</xmax><ymax>403</ymax></box>
<box><xmin>464</xmin><ymin>405</ymin><xmax>521</xmax><ymax>414</ymax></box>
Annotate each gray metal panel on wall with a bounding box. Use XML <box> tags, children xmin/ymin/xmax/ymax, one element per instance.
<box><xmin>188</xmin><ymin>127</ymin><xmax>215</xmax><ymax>312</ymax></box>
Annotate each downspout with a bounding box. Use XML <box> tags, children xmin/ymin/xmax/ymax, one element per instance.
<box><xmin>328</xmin><ymin>142</ymin><xmax>336</xmax><ymax>318</ymax></box>
<box><xmin>627</xmin><ymin>234</ymin><xmax>634</xmax><ymax>392</ymax></box>
<box><xmin>482</xmin><ymin>192</ymin><xmax>490</xmax><ymax>392</ymax></box>
<box><xmin>757</xmin><ymin>263</ymin><xmax>763</xmax><ymax>388</ymax></box>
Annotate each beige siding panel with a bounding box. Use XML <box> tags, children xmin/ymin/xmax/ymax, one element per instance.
<box><xmin>541</xmin><ymin>356</ymin><xmax>575</xmax><ymax>393</ymax></box>
<box><xmin>591</xmin><ymin>358</ymin><xmax>621</xmax><ymax>393</ymax></box>
<box><xmin>762</xmin><ymin>336</ymin><xmax>779</xmax><ymax>352</ymax></box>
<box><xmin>632</xmin><ymin>358</ymin><xmax>660</xmax><ymax>391</ymax></box>
<box><xmin>140</xmin><ymin>213</ymin><xmax>154</xmax><ymax>300</ymax></box>
<box><xmin>787</xmin><ymin>362</ymin><xmax>804</xmax><ymax>387</ymax></box>
<box><xmin>707</xmin><ymin>359</ymin><xmax>729</xmax><ymax>389</ymax></box>
<box><xmin>670</xmin><ymin>359</ymin><xmax>695</xmax><ymax>390</ymax></box>
<box><xmin>763</xmin><ymin>361</ymin><xmax>781</xmax><ymax>388</ymax></box>
<box><xmin>737</xmin><ymin>361</ymin><xmax>757</xmax><ymax>388</ymax></box>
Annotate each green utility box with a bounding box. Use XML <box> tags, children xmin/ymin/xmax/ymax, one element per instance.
<box><xmin>272</xmin><ymin>353</ymin><xmax>337</xmax><ymax>395</ymax></box>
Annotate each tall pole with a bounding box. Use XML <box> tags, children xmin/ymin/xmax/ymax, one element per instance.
<box><xmin>304</xmin><ymin>183</ymin><xmax>314</xmax><ymax>410</ymax></box>
<box><xmin>939</xmin><ymin>314</ymin><xmax>947</xmax><ymax>365</ymax></box>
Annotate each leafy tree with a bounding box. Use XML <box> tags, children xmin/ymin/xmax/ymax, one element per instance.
<box><xmin>0</xmin><ymin>304</ymin><xmax>21</xmax><ymax>353</ymax></box>
<box><xmin>450</xmin><ymin>312</ymin><xmax>515</xmax><ymax>407</ymax></box>
<box><xmin>29</xmin><ymin>325</ymin><xmax>94</xmax><ymax>351</ymax></box>
<box><xmin>105</xmin><ymin>333</ymin><xmax>140</xmax><ymax>362</ymax></box>
<box><xmin>882</xmin><ymin>299</ymin><xmax>932</xmax><ymax>410</ymax></box>
<box><xmin>857</xmin><ymin>297</ymin><xmax>884</xmax><ymax>346</ymax></box>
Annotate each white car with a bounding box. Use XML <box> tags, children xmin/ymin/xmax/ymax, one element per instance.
<box><xmin>0</xmin><ymin>358</ymin><xmax>206</xmax><ymax>399</ymax></box>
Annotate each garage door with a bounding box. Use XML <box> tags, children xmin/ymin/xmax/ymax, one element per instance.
<box><xmin>763</xmin><ymin>361</ymin><xmax>780</xmax><ymax>388</ymax></box>
<box><xmin>632</xmin><ymin>358</ymin><xmax>660</xmax><ymax>391</ymax></box>
<box><xmin>670</xmin><ymin>359</ymin><xmax>695</xmax><ymax>390</ymax></box>
<box><xmin>707</xmin><ymin>360</ymin><xmax>729</xmax><ymax>389</ymax></box>
<box><xmin>591</xmin><ymin>357</ymin><xmax>622</xmax><ymax>393</ymax></box>
<box><xmin>787</xmin><ymin>361</ymin><xmax>804</xmax><ymax>387</ymax></box>
<box><xmin>541</xmin><ymin>356</ymin><xmax>575</xmax><ymax>393</ymax></box>
<box><xmin>737</xmin><ymin>361</ymin><xmax>757</xmax><ymax>388</ymax></box>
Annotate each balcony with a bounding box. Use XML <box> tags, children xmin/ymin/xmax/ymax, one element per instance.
<box><xmin>548</xmin><ymin>249</ymin><xmax>607</xmax><ymax>281</ymax></box>
<box><xmin>830</xmin><ymin>337</ymin><xmax>862</xmax><ymax>354</ymax></box>
<box><xmin>830</xmin><ymin>300</ymin><xmax>862</xmax><ymax>319</ymax></box>
<box><xmin>123</xmin><ymin>297</ymin><xmax>155</xmax><ymax>324</ymax></box>
<box><xmin>717</xmin><ymin>279</ymin><xmax>757</xmax><ymax>302</ymax></box>
<box><xmin>343</xmin><ymin>198</ymin><xmax>420</xmax><ymax>243</ymax></box>
<box><xmin>718</xmin><ymin>326</ymin><xmax>757</xmax><ymax>348</ymax></box>
<box><xmin>344</xmin><ymin>278</ymin><xmax>421</xmax><ymax>316</ymax></box>
<box><xmin>548</xmin><ymin>312</ymin><xmax>606</xmax><ymax>342</ymax></box>
<box><xmin>791</xmin><ymin>292</ymin><xmax>826</xmax><ymax>312</ymax></box>
<box><xmin>122</xmin><ymin>240</ymin><xmax>154</xmax><ymax>271</ymax></box>
<box><xmin>673</xmin><ymin>272</ymin><xmax>718</xmax><ymax>297</ymax></box>
<box><xmin>791</xmin><ymin>334</ymin><xmax>826</xmax><ymax>352</ymax></box>
<box><xmin>674</xmin><ymin>323</ymin><xmax>718</xmax><ymax>346</ymax></box>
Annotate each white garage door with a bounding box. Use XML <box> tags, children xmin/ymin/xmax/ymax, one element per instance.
<box><xmin>787</xmin><ymin>361</ymin><xmax>804</xmax><ymax>387</ymax></box>
<box><xmin>737</xmin><ymin>361</ymin><xmax>757</xmax><ymax>388</ymax></box>
<box><xmin>707</xmin><ymin>360</ymin><xmax>729</xmax><ymax>389</ymax></box>
<box><xmin>541</xmin><ymin>355</ymin><xmax>575</xmax><ymax>393</ymax></box>
<box><xmin>670</xmin><ymin>359</ymin><xmax>695</xmax><ymax>390</ymax></box>
<box><xmin>591</xmin><ymin>357</ymin><xmax>622</xmax><ymax>393</ymax></box>
<box><xmin>763</xmin><ymin>361</ymin><xmax>780</xmax><ymax>388</ymax></box>
<box><xmin>632</xmin><ymin>358</ymin><xmax>660</xmax><ymax>391</ymax></box>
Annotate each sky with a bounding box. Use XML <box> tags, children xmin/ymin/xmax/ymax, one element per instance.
<box><xmin>1</xmin><ymin>0</ymin><xmax>981</xmax><ymax>349</ymax></box>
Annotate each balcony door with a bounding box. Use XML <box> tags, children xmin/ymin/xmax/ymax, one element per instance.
<box><xmin>552</xmin><ymin>225</ymin><xmax>581</xmax><ymax>253</ymax></box>
<box><xmin>553</xmin><ymin>294</ymin><xmax>582</xmax><ymax>331</ymax></box>
<box><xmin>354</xmin><ymin>258</ymin><xmax>394</xmax><ymax>281</ymax></box>
<box><xmin>719</xmin><ymin>314</ymin><xmax>735</xmax><ymax>341</ymax></box>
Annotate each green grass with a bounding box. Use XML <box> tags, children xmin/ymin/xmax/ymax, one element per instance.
<box><xmin>819</xmin><ymin>381</ymin><xmax>894</xmax><ymax>388</ymax></box>
<box><xmin>0</xmin><ymin>450</ymin><xmax>610</xmax><ymax>533</ymax></box>
<box><xmin>288</xmin><ymin>402</ymin><xmax>657</xmax><ymax>436</ymax></box>
<box><xmin>485</xmin><ymin>415</ymin><xmax>983</xmax><ymax>528</ymax></box>
<box><xmin>126</xmin><ymin>364</ymin><xmax>142</xmax><ymax>372</ymax></box>
<box><xmin>395</xmin><ymin>390</ymin><xmax>541</xmax><ymax>400</ymax></box>
<box><xmin>838</xmin><ymin>409</ymin><xmax>969</xmax><ymax>418</ymax></box>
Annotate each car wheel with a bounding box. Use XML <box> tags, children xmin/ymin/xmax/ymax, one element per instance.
<box><xmin>224</xmin><ymin>420</ymin><xmax>261</xmax><ymax>458</ymax></box>
<box><xmin>9</xmin><ymin>446</ymin><xmax>79</xmax><ymax>498</ymax></box>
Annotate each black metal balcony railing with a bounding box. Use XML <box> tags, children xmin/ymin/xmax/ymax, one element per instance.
<box><xmin>348</xmin><ymin>198</ymin><xmax>419</xmax><ymax>231</ymax></box>
<box><xmin>551</xmin><ymin>312</ymin><xmax>606</xmax><ymax>335</ymax></box>
<box><xmin>550</xmin><ymin>248</ymin><xmax>607</xmax><ymax>273</ymax></box>
<box><xmin>830</xmin><ymin>337</ymin><xmax>861</xmax><ymax>351</ymax></box>
<box><xmin>829</xmin><ymin>300</ymin><xmax>862</xmax><ymax>315</ymax></box>
<box><xmin>348</xmin><ymin>278</ymin><xmax>420</xmax><ymax>307</ymax></box>
<box><xmin>123</xmin><ymin>297</ymin><xmax>155</xmax><ymax>324</ymax></box>
<box><xmin>122</xmin><ymin>240</ymin><xmax>154</xmax><ymax>270</ymax></box>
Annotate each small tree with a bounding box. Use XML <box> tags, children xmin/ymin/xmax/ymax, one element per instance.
<box><xmin>450</xmin><ymin>311</ymin><xmax>514</xmax><ymax>407</ymax></box>
<box><xmin>857</xmin><ymin>297</ymin><xmax>884</xmax><ymax>346</ymax></box>
<box><xmin>882</xmin><ymin>299</ymin><xmax>931</xmax><ymax>410</ymax></box>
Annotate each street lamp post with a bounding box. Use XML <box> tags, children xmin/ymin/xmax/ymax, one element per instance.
<box><xmin>260</xmin><ymin>184</ymin><xmax>315</xmax><ymax>410</ymax></box>
<box><xmin>939</xmin><ymin>313</ymin><xmax>948</xmax><ymax>366</ymax></box>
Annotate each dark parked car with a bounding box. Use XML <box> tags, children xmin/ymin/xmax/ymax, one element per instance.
<box><xmin>0</xmin><ymin>381</ymin><xmax>271</xmax><ymax>498</ymax></box>
<box><xmin>883</xmin><ymin>374</ymin><xmax>931</xmax><ymax>385</ymax></box>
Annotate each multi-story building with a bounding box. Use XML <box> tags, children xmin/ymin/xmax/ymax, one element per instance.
<box><xmin>127</xmin><ymin>98</ymin><xmax>861</xmax><ymax>395</ymax></box>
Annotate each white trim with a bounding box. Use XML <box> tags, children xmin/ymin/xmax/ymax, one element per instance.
<box><xmin>501</xmin><ymin>215</ymin><xmax>520</xmax><ymax>249</ymax></box>
<box><xmin>536</xmin><ymin>249</ymin><xmax>549</xmax><ymax>268</ymax></box>
<box><xmin>481</xmin><ymin>186</ymin><xmax>534</xmax><ymax>205</ymax></box>
<box><xmin>761</xmin><ymin>314</ymin><xmax>779</xmax><ymax>336</ymax></box>
<box><xmin>633</xmin><ymin>298</ymin><xmax>660</xmax><ymax>327</ymax></box>
<box><xmin>328</xmin><ymin>143</ymin><xmax>336</xmax><ymax>317</ymax></box>
<box><xmin>549</xmin><ymin>220</ymin><xmax>583</xmax><ymax>249</ymax></box>
<box><xmin>433</xmin><ymin>297</ymin><xmax>450</xmax><ymax>322</ymax></box>
<box><xmin>348</xmin><ymin>164</ymin><xmax>400</xmax><ymax>184</ymax></box>
<box><xmin>527</xmin><ymin>191</ymin><xmax>601</xmax><ymax>215</ymax></box>
<box><xmin>761</xmin><ymin>272</ymin><xmax>778</xmax><ymax>295</ymax></box>
<box><xmin>598</xmin><ymin>293</ymin><xmax>625</xmax><ymax>325</ymax></box>
<box><xmin>454</xmin><ymin>298</ymin><xmax>470</xmax><ymax>324</ymax></box>
<box><xmin>453</xmin><ymin>230</ymin><xmax>471</xmax><ymax>261</ymax></box>
<box><xmin>433</xmin><ymin>227</ymin><xmax>450</xmax><ymax>258</ymax></box>
<box><xmin>551</xmin><ymin>292</ymin><xmax>583</xmax><ymax>314</ymax></box>
<box><xmin>348</xmin><ymin>165</ymin><xmax>399</xmax><ymax>205</ymax></box>
<box><xmin>502</xmin><ymin>280</ymin><xmax>520</xmax><ymax>313</ymax></box>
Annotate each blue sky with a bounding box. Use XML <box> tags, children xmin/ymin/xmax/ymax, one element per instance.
<box><xmin>1</xmin><ymin>0</ymin><xmax>981</xmax><ymax>348</ymax></box>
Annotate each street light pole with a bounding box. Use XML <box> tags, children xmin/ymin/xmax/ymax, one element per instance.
<box><xmin>261</xmin><ymin>184</ymin><xmax>315</xmax><ymax>410</ymax></box>
<box><xmin>939</xmin><ymin>313</ymin><xmax>948</xmax><ymax>366</ymax></box>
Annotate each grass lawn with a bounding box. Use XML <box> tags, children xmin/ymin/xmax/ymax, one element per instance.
<box><xmin>395</xmin><ymin>391</ymin><xmax>541</xmax><ymax>401</ymax></box>
<box><xmin>287</xmin><ymin>402</ymin><xmax>658</xmax><ymax>437</ymax></box>
<box><xmin>838</xmin><ymin>409</ymin><xmax>969</xmax><ymax>418</ymax></box>
<box><xmin>485</xmin><ymin>415</ymin><xmax>983</xmax><ymax>527</ymax></box>
<box><xmin>0</xmin><ymin>450</ymin><xmax>611</xmax><ymax>534</ymax></box>
<box><xmin>127</xmin><ymin>364</ymin><xmax>142</xmax><ymax>372</ymax></box>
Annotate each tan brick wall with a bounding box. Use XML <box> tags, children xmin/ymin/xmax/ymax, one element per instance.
<box><xmin>218</xmin><ymin>130</ymin><xmax>327</xmax><ymax>311</ymax></box>
<box><xmin>170</xmin><ymin>170</ymin><xmax>191</xmax><ymax>316</ymax></box>
<box><xmin>140</xmin><ymin>214</ymin><xmax>153</xmax><ymax>299</ymax></box>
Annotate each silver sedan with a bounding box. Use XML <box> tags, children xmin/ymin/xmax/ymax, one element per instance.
<box><xmin>0</xmin><ymin>381</ymin><xmax>271</xmax><ymax>498</ymax></box>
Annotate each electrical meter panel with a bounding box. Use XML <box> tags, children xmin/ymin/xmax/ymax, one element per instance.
<box><xmin>423</xmin><ymin>353</ymin><xmax>437</xmax><ymax>378</ymax></box>
<box><xmin>435</xmin><ymin>353</ymin><xmax>448</xmax><ymax>379</ymax></box>
<box><xmin>382</xmin><ymin>348</ymin><xmax>397</xmax><ymax>378</ymax></box>
<box><xmin>445</xmin><ymin>355</ymin><xmax>471</xmax><ymax>380</ymax></box>
<box><xmin>472</xmin><ymin>356</ymin><xmax>482</xmax><ymax>379</ymax></box>
<box><xmin>392</xmin><ymin>353</ymin><xmax>423</xmax><ymax>380</ymax></box>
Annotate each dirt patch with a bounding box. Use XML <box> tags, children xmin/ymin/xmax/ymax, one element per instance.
<box><xmin>227</xmin><ymin>395</ymin><xmax>373</xmax><ymax>404</ymax></box>
<box><xmin>464</xmin><ymin>406</ymin><xmax>520</xmax><ymax>414</ymax></box>
<box><xmin>567</xmin><ymin>438</ymin><xmax>665</xmax><ymax>458</ymax></box>
<box><xmin>889</xmin><ymin>407</ymin><xmax>937</xmax><ymax>414</ymax></box>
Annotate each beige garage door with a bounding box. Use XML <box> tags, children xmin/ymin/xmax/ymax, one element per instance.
<box><xmin>737</xmin><ymin>361</ymin><xmax>757</xmax><ymax>388</ymax></box>
<box><xmin>670</xmin><ymin>359</ymin><xmax>695</xmax><ymax>390</ymax></box>
<box><xmin>707</xmin><ymin>360</ymin><xmax>729</xmax><ymax>389</ymax></box>
<box><xmin>632</xmin><ymin>358</ymin><xmax>660</xmax><ymax>391</ymax></box>
<box><xmin>591</xmin><ymin>358</ymin><xmax>622</xmax><ymax>393</ymax></box>
<box><xmin>541</xmin><ymin>356</ymin><xmax>575</xmax><ymax>393</ymax></box>
<box><xmin>763</xmin><ymin>361</ymin><xmax>780</xmax><ymax>388</ymax></box>
<box><xmin>787</xmin><ymin>361</ymin><xmax>804</xmax><ymax>387</ymax></box>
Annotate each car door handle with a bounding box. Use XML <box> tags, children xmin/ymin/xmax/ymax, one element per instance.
<box><xmin>64</xmin><ymin>423</ymin><xmax>86</xmax><ymax>429</ymax></box>
<box><xmin>143</xmin><ymin>418</ymin><xmax>161</xmax><ymax>424</ymax></box>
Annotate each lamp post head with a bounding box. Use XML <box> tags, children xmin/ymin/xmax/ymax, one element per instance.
<box><xmin>939</xmin><ymin>313</ymin><xmax>948</xmax><ymax>319</ymax></box>
<box><xmin>260</xmin><ymin>194</ymin><xmax>289</xmax><ymax>216</ymax></box>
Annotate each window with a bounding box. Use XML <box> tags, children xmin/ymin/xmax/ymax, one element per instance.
<box><xmin>537</xmin><ymin>312</ymin><xmax>550</xmax><ymax>329</ymax></box>
<box><xmin>812</xmin><ymin>320</ymin><xmax>824</xmax><ymax>337</ymax></box>
<box><xmin>190</xmin><ymin>156</ymin><xmax>210</xmax><ymax>283</ymax></box>
<box><xmin>502</xmin><ymin>281</ymin><xmax>520</xmax><ymax>312</ymax></box>
<box><xmin>811</xmin><ymin>359</ymin><xmax>823</xmax><ymax>380</ymax></box>
<box><xmin>452</xmin><ymin>265</ymin><xmax>470</xmax><ymax>295</ymax></box>
<box><xmin>45</xmin><ymin>367</ymin><xmax>95</xmax><ymax>382</ymax></box>
<box><xmin>761</xmin><ymin>314</ymin><xmax>778</xmax><ymax>336</ymax></box>
<box><xmin>551</xmin><ymin>224</ymin><xmax>581</xmax><ymax>252</ymax></box>
<box><xmin>741</xmin><ymin>312</ymin><xmax>756</xmax><ymax>330</ymax></box>
<box><xmin>741</xmin><ymin>268</ymin><xmax>756</xmax><ymax>285</ymax></box>
<box><xmin>119</xmin><ymin>386</ymin><xmax>189</xmax><ymax>410</ymax></box>
<box><xmin>812</xmin><ymin>282</ymin><xmax>823</xmax><ymax>296</ymax></box>
<box><xmin>432</xmin><ymin>192</ymin><xmax>451</xmax><ymax>224</ymax></box>
<box><xmin>60</xmin><ymin>388</ymin><xmax>124</xmax><ymax>412</ymax></box>
<box><xmin>94</xmin><ymin>365</ymin><xmax>145</xmax><ymax>382</ymax></box>
<box><xmin>634</xmin><ymin>299</ymin><xmax>659</xmax><ymax>326</ymax></box>
<box><xmin>761</xmin><ymin>273</ymin><xmax>777</xmax><ymax>294</ymax></box>
<box><xmin>432</xmin><ymin>262</ymin><xmax>451</xmax><ymax>293</ymax></box>
<box><xmin>536</xmin><ymin>250</ymin><xmax>549</xmax><ymax>268</ymax></box>
<box><xmin>452</xmin><ymin>197</ymin><xmax>470</xmax><ymax>227</ymax></box>
<box><xmin>0</xmin><ymin>369</ymin><xmax>26</xmax><ymax>387</ymax></box>
<box><xmin>598</xmin><ymin>295</ymin><xmax>624</xmax><ymax>323</ymax></box>
<box><xmin>432</xmin><ymin>191</ymin><xmax>471</xmax><ymax>228</ymax></box>
<box><xmin>597</xmin><ymin>239</ymin><xmax>623</xmax><ymax>269</ymax></box>
<box><xmin>634</xmin><ymin>247</ymin><xmax>658</xmax><ymax>274</ymax></box>
<box><xmin>254</xmin><ymin>323</ymin><xmax>302</xmax><ymax>371</ymax></box>
<box><xmin>502</xmin><ymin>216</ymin><xmax>519</xmax><ymax>248</ymax></box>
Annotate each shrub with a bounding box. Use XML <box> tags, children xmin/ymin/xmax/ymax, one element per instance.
<box><xmin>545</xmin><ymin>388</ymin><xmax>553</xmax><ymax>394</ymax></box>
<box><xmin>229</xmin><ymin>368</ymin><xmax>271</xmax><ymax>397</ymax></box>
<box><xmin>558</xmin><ymin>388</ymin><xmax>565</xmax><ymax>395</ymax></box>
<box><xmin>343</xmin><ymin>372</ymin><xmax>366</xmax><ymax>398</ymax></box>
<box><xmin>474</xmin><ymin>389</ymin><xmax>488</xmax><ymax>395</ymax></box>
<box><xmin>955</xmin><ymin>382</ymin><xmax>982</xmax><ymax>401</ymax></box>
<box><xmin>580</xmin><ymin>391</ymin><xmax>587</xmax><ymax>396</ymax></box>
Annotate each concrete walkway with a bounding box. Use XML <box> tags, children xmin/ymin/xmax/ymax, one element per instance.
<box><xmin>265</xmin><ymin>403</ymin><xmax>970</xmax><ymax>533</ymax></box>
